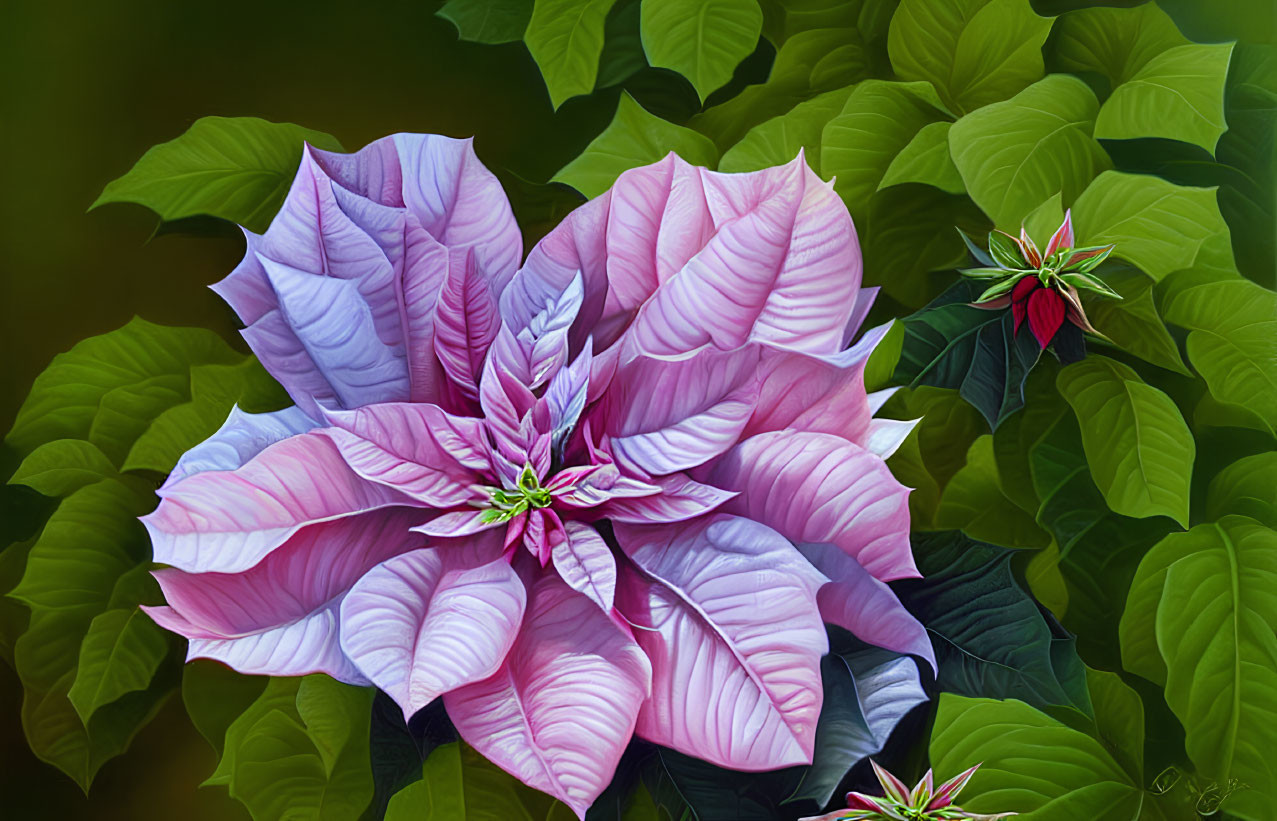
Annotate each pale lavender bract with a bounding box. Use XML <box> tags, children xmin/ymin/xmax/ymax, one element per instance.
<box><xmin>141</xmin><ymin>135</ymin><xmax>931</xmax><ymax>817</ymax></box>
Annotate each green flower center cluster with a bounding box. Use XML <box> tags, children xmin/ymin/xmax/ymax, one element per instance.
<box><xmin>478</xmin><ymin>465</ymin><xmax>553</xmax><ymax>524</ymax></box>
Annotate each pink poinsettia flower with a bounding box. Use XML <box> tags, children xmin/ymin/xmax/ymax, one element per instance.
<box><xmin>141</xmin><ymin>135</ymin><xmax>930</xmax><ymax>817</ymax></box>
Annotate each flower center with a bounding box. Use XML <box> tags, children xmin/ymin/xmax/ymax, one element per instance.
<box><xmin>479</xmin><ymin>464</ymin><xmax>553</xmax><ymax>524</ymax></box>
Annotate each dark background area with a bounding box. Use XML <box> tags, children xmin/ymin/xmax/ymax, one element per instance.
<box><xmin>1</xmin><ymin>0</ymin><xmax>1271</xmax><ymax>817</ymax></box>
<box><xmin>0</xmin><ymin>2</ymin><xmax>615</xmax><ymax>816</ymax></box>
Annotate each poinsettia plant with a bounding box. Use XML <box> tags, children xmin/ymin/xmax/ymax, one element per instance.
<box><xmin>960</xmin><ymin>212</ymin><xmax>1118</xmax><ymax>349</ymax></box>
<box><xmin>802</xmin><ymin>762</ymin><xmax>1014</xmax><ymax>821</ymax></box>
<box><xmin>2</xmin><ymin>0</ymin><xmax>1274</xmax><ymax>820</ymax></box>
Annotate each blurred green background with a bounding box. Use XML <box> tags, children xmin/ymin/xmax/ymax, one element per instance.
<box><xmin>0</xmin><ymin>1</ymin><xmax>617</xmax><ymax>816</ymax></box>
<box><xmin>0</xmin><ymin>0</ymin><xmax>1271</xmax><ymax>817</ymax></box>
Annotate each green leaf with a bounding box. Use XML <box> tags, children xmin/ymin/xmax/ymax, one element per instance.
<box><xmin>991</xmin><ymin>362</ymin><xmax>1068</xmax><ymax>516</ymax></box>
<box><xmin>988</xmin><ymin>229</ymin><xmax>1029</xmax><ymax>269</ymax></box>
<box><xmin>213</xmin><ymin>675</ymin><xmax>375</xmax><ymax>821</ymax></box>
<box><xmin>6</xmin><ymin>317</ymin><xmax>243</xmax><ymax>460</ymax></box>
<box><xmin>1051</xmin><ymin>2</ymin><xmax>1190</xmax><ymax>89</ymax></box>
<box><xmin>385</xmin><ymin>740</ymin><xmax>564</xmax><ymax>820</ymax></box>
<box><xmin>893</xmin><ymin>281</ymin><xmax>1042</xmax><ymax>429</ymax></box>
<box><xmin>929</xmin><ymin>695</ymin><xmax>1152</xmax><ymax>819</ymax></box>
<box><xmin>791</xmin><ymin>648</ymin><xmax>928</xmax><ymax>806</ymax></box>
<box><xmin>597</xmin><ymin>0</ymin><xmax>648</xmax><ymax>89</ymax></box>
<box><xmin>902</xmin><ymin>531</ymin><xmax>1092</xmax><ymax>713</ymax></box>
<box><xmin>525</xmin><ymin>0</ymin><xmax>619</xmax><ymax>108</ymax></box>
<box><xmin>878</xmin><ymin>120</ymin><xmax>965</xmax><ymax>194</ymax></box>
<box><xmin>1056</xmin><ymin>355</ymin><xmax>1194</xmax><ymax>526</ymax></box>
<box><xmin>90</xmin><ymin>117</ymin><xmax>342</xmax><ymax>234</ymax></box>
<box><xmin>860</xmin><ymin>185</ymin><xmax>991</xmax><ymax>308</ymax></box>
<box><xmin>1028</xmin><ymin>410</ymin><xmax>1173</xmax><ymax>669</ymax></box>
<box><xmin>692</xmin><ymin>0</ymin><xmax>892</xmax><ymax>150</ymax></box>
<box><xmin>882</xmin><ymin>386</ymin><xmax>987</xmax><ymax>529</ymax></box>
<box><xmin>887</xmin><ymin>0</ymin><xmax>1054</xmax><ymax>115</ymax></box>
<box><xmin>821</xmin><ymin>79</ymin><xmax>949</xmax><ymax>223</ymax></box>
<box><xmin>1095</xmin><ymin>42</ymin><xmax>1234</xmax><ymax>154</ymax></box>
<box><xmin>949</xmin><ymin>74</ymin><xmax>1111</xmax><ymax>231</ymax></box>
<box><xmin>1206</xmin><ymin>452</ymin><xmax>1277</xmax><ymax>526</ymax></box>
<box><xmin>8</xmin><ymin>439</ymin><xmax>119</xmax><ymax>498</ymax></box>
<box><xmin>1119</xmin><ymin>518</ymin><xmax>1277</xmax><ymax>819</ymax></box>
<box><xmin>1071</xmin><ymin>171</ymin><xmax>1233</xmax><ymax>281</ymax></box>
<box><xmin>1083</xmin><ymin>264</ymin><xmax>1188</xmax><ymax>374</ymax></box>
<box><xmin>1158</xmin><ymin>269</ymin><xmax>1277</xmax><ymax>434</ymax></box>
<box><xmin>1025</xmin><ymin>541</ymin><xmax>1070</xmax><ymax>619</ymax></box>
<box><xmin>67</xmin><ymin>607</ymin><xmax>170</xmax><ymax>724</ymax></box>
<box><xmin>10</xmin><ymin>478</ymin><xmax>154</xmax><ymax>692</ymax></box>
<box><xmin>1217</xmin><ymin>43</ymin><xmax>1277</xmax><ymax>287</ymax></box>
<box><xmin>437</xmin><ymin>0</ymin><xmax>533</xmax><ymax>44</ymax></box>
<box><xmin>182</xmin><ymin>661</ymin><xmax>269</xmax><ymax>757</ymax></box>
<box><xmin>552</xmin><ymin>92</ymin><xmax>718</xmax><ymax>198</ymax></box>
<box><xmin>122</xmin><ymin>358</ymin><xmax>287</xmax><ymax>475</ymax></box>
<box><xmin>718</xmin><ymin>86</ymin><xmax>852</xmax><ymax>173</ymax></box>
<box><xmin>639</xmin><ymin>0</ymin><xmax>763</xmax><ymax>102</ymax></box>
<box><xmin>937</xmin><ymin>435</ymin><xmax>1052</xmax><ymax>547</ymax></box>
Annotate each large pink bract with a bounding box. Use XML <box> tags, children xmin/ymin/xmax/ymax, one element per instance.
<box><xmin>142</xmin><ymin>135</ymin><xmax>931</xmax><ymax>817</ymax></box>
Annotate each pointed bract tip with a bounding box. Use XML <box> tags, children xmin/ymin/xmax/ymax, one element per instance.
<box><xmin>870</xmin><ymin>760</ymin><xmax>911</xmax><ymax>804</ymax></box>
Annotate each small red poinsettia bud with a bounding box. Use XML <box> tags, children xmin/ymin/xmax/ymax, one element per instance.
<box><xmin>959</xmin><ymin>209</ymin><xmax>1119</xmax><ymax>352</ymax></box>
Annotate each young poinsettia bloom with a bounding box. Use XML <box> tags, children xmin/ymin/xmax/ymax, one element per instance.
<box><xmin>799</xmin><ymin>761</ymin><xmax>1016</xmax><ymax>821</ymax></box>
<box><xmin>959</xmin><ymin>210</ymin><xmax>1118</xmax><ymax>349</ymax></box>
<box><xmin>140</xmin><ymin>136</ymin><xmax>931</xmax><ymax>817</ymax></box>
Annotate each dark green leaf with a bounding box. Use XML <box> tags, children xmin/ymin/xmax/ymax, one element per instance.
<box><xmin>597</xmin><ymin>0</ymin><xmax>647</xmax><ymax>88</ymax></box>
<box><xmin>182</xmin><ymin>660</ymin><xmax>269</xmax><ymax>757</ymax></box>
<box><xmin>385</xmin><ymin>740</ymin><xmax>565</xmax><ymax>820</ymax></box>
<box><xmin>1083</xmin><ymin>263</ymin><xmax>1188</xmax><ymax>374</ymax></box>
<box><xmin>437</xmin><ymin>0</ymin><xmax>533</xmax><ymax>44</ymax></box>
<box><xmin>899</xmin><ymin>531</ymin><xmax>1092</xmax><ymax>714</ymax></box>
<box><xmin>790</xmin><ymin>648</ymin><xmax>927</xmax><ymax>806</ymax></box>
<box><xmin>937</xmin><ymin>436</ymin><xmax>1051</xmax><ymax>548</ymax></box>
<box><xmin>718</xmin><ymin>86</ymin><xmax>853</xmax><ymax>173</ymax></box>
<box><xmin>67</xmin><ymin>607</ymin><xmax>170</xmax><ymax>724</ymax></box>
<box><xmin>893</xmin><ymin>281</ymin><xmax>1042</xmax><ymax>429</ymax></box>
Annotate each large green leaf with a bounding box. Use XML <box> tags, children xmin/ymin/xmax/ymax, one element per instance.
<box><xmin>1217</xmin><ymin>44</ymin><xmax>1277</xmax><ymax>286</ymax></box>
<box><xmin>893</xmin><ymin>281</ymin><xmax>1043</xmax><ymax>429</ymax></box>
<box><xmin>1158</xmin><ymin>269</ymin><xmax>1277</xmax><ymax>434</ymax></box>
<box><xmin>717</xmin><ymin>86</ymin><xmax>852</xmax><ymax>173</ymax></box>
<box><xmin>7</xmin><ymin>318</ymin><xmax>242</xmax><ymax>458</ymax></box>
<box><xmin>821</xmin><ymin>79</ymin><xmax>949</xmax><ymax>222</ymax></box>
<box><xmin>878</xmin><ymin>120</ymin><xmax>965</xmax><ymax>195</ymax></box>
<box><xmin>1083</xmin><ymin>263</ymin><xmax>1189</xmax><ymax>375</ymax></box>
<box><xmin>90</xmin><ymin>117</ymin><xmax>342</xmax><ymax>234</ymax></box>
<box><xmin>1056</xmin><ymin>356</ymin><xmax>1194</xmax><ymax>526</ymax></box>
<box><xmin>887</xmin><ymin>0</ymin><xmax>1053</xmax><ymax>115</ymax></box>
<box><xmin>1206</xmin><ymin>452</ymin><xmax>1277</xmax><ymax>525</ymax></box>
<box><xmin>1051</xmin><ymin>2</ymin><xmax>1190</xmax><ymax>90</ymax></box>
<box><xmin>1119</xmin><ymin>518</ymin><xmax>1277</xmax><ymax>820</ymax></box>
<box><xmin>1071</xmin><ymin>171</ymin><xmax>1233</xmax><ymax>281</ymax></box>
<box><xmin>1050</xmin><ymin>2</ymin><xmax>1232</xmax><ymax>153</ymax></box>
<box><xmin>211</xmin><ymin>675</ymin><xmax>375</xmax><ymax>821</ymax></box>
<box><xmin>66</xmin><ymin>607</ymin><xmax>170</xmax><ymax>724</ymax></box>
<box><xmin>937</xmin><ymin>435</ymin><xmax>1052</xmax><ymax>547</ymax></box>
<box><xmin>385</xmin><ymin>740</ymin><xmax>566</xmax><ymax>820</ymax></box>
<box><xmin>949</xmin><ymin>74</ymin><xmax>1110</xmax><ymax>230</ymax></box>
<box><xmin>552</xmin><ymin>92</ymin><xmax>717</xmax><ymax>198</ymax></box>
<box><xmin>1095</xmin><ymin>43</ymin><xmax>1234</xmax><ymax>154</ymax></box>
<box><xmin>929</xmin><ymin>694</ymin><xmax>1190</xmax><ymax>820</ymax></box>
<box><xmin>437</xmin><ymin>0</ymin><xmax>533</xmax><ymax>44</ymax></box>
<box><xmin>524</xmin><ymin>0</ymin><xmax>619</xmax><ymax>108</ymax></box>
<box><xmin>8</xmin><ymin>439</ymin><xmax>120</xmax><ymax>498</ymax></box>
<box><xmin>123</xmin><ymin>358</ymin><xmax>287</xmax><ymax>474</ymax></box>
<box><xmin>900</xmin><ymin>531</ymin><xmax>1091</xmax><ymax>713</ymax></box>
<box><xmin>639</xmin><ymin>0</ymin><xmax>763</xmax><ymax>102</ymax></box>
